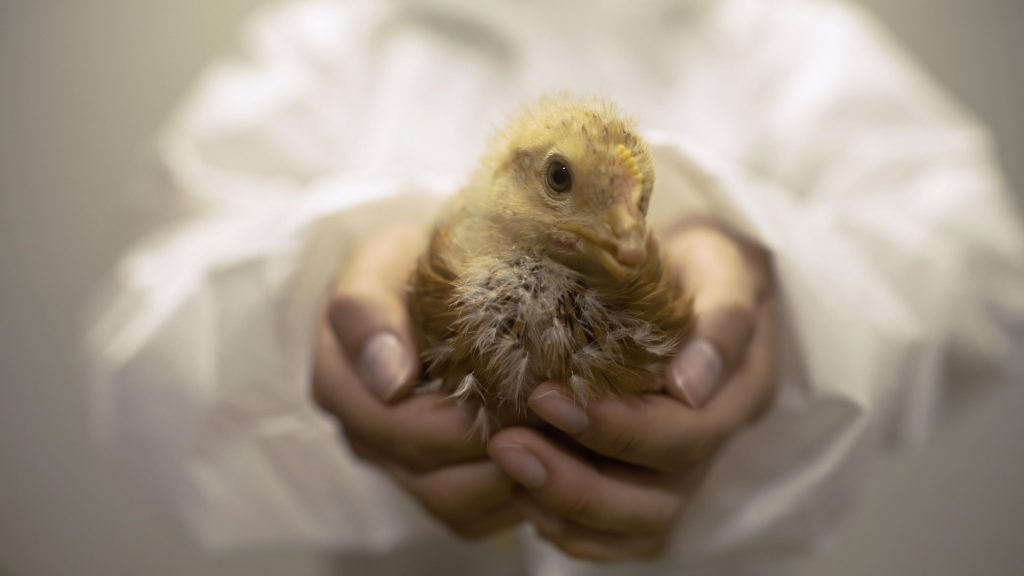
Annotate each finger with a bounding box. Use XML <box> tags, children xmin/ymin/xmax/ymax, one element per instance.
<box><xmin>664</xmin><ymin>226</ymin><xmax>768</xmax><ymax>407</ymax></box>
<box><xmin>345</xmin><ymin>437</ymin><xmax>523</xmax><ymax>539</ymax></box>
<box><xmin>527</xmin><ymin>382</ymin><xmax>714</xmax><ymax>471</ymax></box>
<box><xmin>313</xmin><ymin>324</ymin><xmax>485</xmax><ymax>471</ymax></box>
<box><xmin>529</xmin><ymin>297</ymin><xmax>778</xmax><ymax>470</ymax></box>
<box><xmin>384</xmin><ymin>459</ymin><xmax>521</xmax><ymax>537</ymax></box>
<box><xmin>330</xmin><ymin>223</ymin><xmax>426</xmax><ymax>402</ymax></box>
<box><xmin>454</xmin><ymin>503</ymin><xmax>522</xmax><ymax>540</ymax></box>
<box><xmin>666</xmin><ymin>308</ymin><xmax>751</xmax><ymax>409</ymax></box>
<box><xmin>488</xmin><ymin>428</ymin><xmax>683</xmax><ymax>537</ymax></box>
<box><xmin>517</xmin><ymin>498</ymin><xmax>666</xmax><ymax>562</ymax></box>
<box><xmin>698</xmin><ymin>295</ymin><xmax>779</xmax><ymax>425</ymax></box>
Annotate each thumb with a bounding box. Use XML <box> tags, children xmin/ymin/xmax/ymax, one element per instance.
<box><xmin>330</xmin><ymin>293</ymin><xmax>419</xmax><ymax>403</ymax></box>
<box><xmin>664</xmin><ymin>226</ymin><xmax>766</xmax><ymax>408</ymax></box>
<box><xmin>667</xmin><ymin>306</ymin><xmax>755</xmax><ymax>408</ymax></box>
<box><xmin>330</xmin><ymin>224</ymin><xmax>425</xmax><ymax>402</ymax></box>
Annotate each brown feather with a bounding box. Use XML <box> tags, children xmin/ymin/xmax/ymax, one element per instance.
<box><xmin>405</xmin><ymin>96</ymin><xmax>693</xmax><ymax>436</ymax></box>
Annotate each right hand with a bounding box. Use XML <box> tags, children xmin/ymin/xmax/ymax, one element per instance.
<box><xmin>312</xmin><ymin>223</ymin><xmax>522</xmax><ymax>539</ymax></box>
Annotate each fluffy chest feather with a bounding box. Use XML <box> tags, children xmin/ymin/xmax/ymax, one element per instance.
<box><xmin>417</xmin><ymin>253</ymin><xmax>681</xmax><ymax>418</ymax></box>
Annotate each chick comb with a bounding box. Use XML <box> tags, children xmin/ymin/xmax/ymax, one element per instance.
<box><xmin>614</xmin><ymin>143</ymin><xmax>645</xmax><ymax>205</ymax></box>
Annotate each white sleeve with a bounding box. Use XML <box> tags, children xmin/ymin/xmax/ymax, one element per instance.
<box><xmin>86</xmin><ymin>1</ymin><xmax>456</xmax><ymax>550</ymax></box>
<box><xmin>723</xmin><ymin>0</ymin><xmax>1024</xmax><ymax>444</ymax></box>
<box><xmin>637</xmin><ymin>0</ymin><xmax>1024</xmax><ymax>564</ymax></box>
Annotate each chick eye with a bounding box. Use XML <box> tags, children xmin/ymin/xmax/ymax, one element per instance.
<box><xmin>546</xmin><ymin>161</ymin><xmax>573</xmax><ymax>193</ymax></box>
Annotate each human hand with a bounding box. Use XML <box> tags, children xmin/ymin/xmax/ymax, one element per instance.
<box><xmin>488</xmin><ymin>223</ymin><xmax>778</xmax><ymax>561</ymax></box>
<box><xmin>312</xmin><ymin>223</ymin><xmax>521</xmax><ymax>539</ymax></box>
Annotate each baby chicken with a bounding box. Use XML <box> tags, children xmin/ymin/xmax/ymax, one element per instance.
<box><xmin>407</xmin><ymin>96</ymin><xmax>692</xmax><ymax>435</ymax></box>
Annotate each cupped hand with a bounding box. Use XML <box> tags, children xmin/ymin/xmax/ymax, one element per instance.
<box><xmin>488</xmin><ymin>223</ymin><xmax>778</xmax><ymax>561</ymax></box>
<box><xmin>312</xmin><ymin>223</ymin><xmax>521</xmax><ymax>539</ymax></box>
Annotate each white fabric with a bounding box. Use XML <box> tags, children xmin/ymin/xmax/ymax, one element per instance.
<box><xmin>88</xmin><ymin>0</ymin><xmax>1024</xmax><ymax>573</ymax></box>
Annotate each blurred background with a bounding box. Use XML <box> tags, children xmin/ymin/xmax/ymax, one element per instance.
<box><xmin>1</xmin><ymin>1</ymin><xmax>1021</xmax><ymax>574</ymax></box>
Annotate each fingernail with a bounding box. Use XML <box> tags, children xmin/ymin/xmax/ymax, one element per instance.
<box><xmin>360</xmin><ymin>332</ymin><xmax>412</xmax><ymax>401</ymax></box>
<box><xmin>490</xmin><ymin>444</ymin><xmax>547</xmax><ymax>488</ymax></box>
<box><xmin>530</xmin><ymin>389</ymin><xmax>589</xmax><ymax>434</ymax></box>
<box><xmin>669</xmin><ymin>338</ymin><xmax>722</xmax><ymax>408</ymax></box>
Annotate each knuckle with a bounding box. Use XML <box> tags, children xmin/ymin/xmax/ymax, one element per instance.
<box><xmin>552</xmin><ymin>540</ymin><xmax>617</xmax><ymax>563</ymax></box>
<box><xmin>728</xmin><ymin>300</ymin><xmax>757</xmax><ymax>325</ymax></box>
<box><xmin>555</xmin><ymin>492</ymin><xmax>597</xmax><ymax>523</ymax></box>
<box><xmin>421</xmin><ymin>489</ymin><xmax>460</xmax><ymax>520</ymax></box>
<box><xmin>635</xmin><ymin>537</ymin><xmax>669</xmax><ymax>560</ymax></box>
<box><xmin>398</xmin><ymin>430</ymin><xmax>473</xmax><ymax>472</ymax></box>
<box><xmin>658</xmin><ymin>428</ymin><xmax>723</xmax><ymax>474</ymax></box>
<box><xmin>600</xmin><ymin>427</ymin><xmax>643</xmax><ymax>459</ymax></box>
<box><xmin>618</xmin><ymin>498</ymin><xmax>680</xmax><ymax>538</ymax></box>
<box><xmin>328</xmin><ymin>293</ymin><xmax>362</xmax><ymax>334</ymax></box>
<box><xmin>446</xmin><ymin>521</ymin><xmax>489</xmax><ymax>541</ymax></box>
<box><xmin>331</xmin><ymin>291</ymin><xmax>360</xmax><ymax>317</ymax></box>
<box><xmin>347</xmin><ymin>441</ymin><xmax>376</xmax><ymax>464</ymax></box>
<box><xmin>328</xmin><ymin>291</ymin><xmax>359</xmax><ymax>318</ymax></box>
<box><xmin>686</xmin><ymin>432</ymin><xmax>722</xmax><ymax>465</ymax></box>
<box><xmin>339</xmin><ymin>427</ymin><xmax>376</xmax><ymax>462</ymax></box>
<box><xmin>726</xmin><ymin>303</ymin><xmax>757</xmax><ymax>344</ymax></box>
<box><xmin>379</xmin><ymin>417</ymin><xmax>465</xmax><ymax>472</ymax></box>
<box><xmin>394</xmin><ymin>442</ymin><xmax>437</xmax><ymax>474</ymax></box>
<box><xmin>650</xmin><ymin>502</ymin><xmax>683</xmax><ymax>536</ymax></box>
<box><xmin>586</xmin><ymin>405</ymin><xmax>643</xmax><ymax>458</ymax></box>
<box><xmin>416</xmin><ymin>490</ymin><xmax>479</xmax><ymax>533</ymax></box>
<box><xmin>343</xmin><ymin>417</ymin><xmax>406</xmax><ymax>465</ymax></box>
<box><xmin>700</xmin><ymin>302</ymin><xmax>757</xmax><ymax>368</ymax></box>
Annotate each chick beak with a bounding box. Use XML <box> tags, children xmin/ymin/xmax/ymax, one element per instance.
<box><xmin>605</xmin><ymin>202</ymin><xmax>646</xmax><ymax>269</ymax></box>
<box><xmin>558</xmin><ymin>200</ymin><xmax>648</xmax><ymax>280</ymax></box>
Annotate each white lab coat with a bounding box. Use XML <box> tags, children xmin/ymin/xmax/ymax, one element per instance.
<box><xmin>88</xmin><ymin>0</ymin><xmax>1024</xmax><ymax>573</ymax></box>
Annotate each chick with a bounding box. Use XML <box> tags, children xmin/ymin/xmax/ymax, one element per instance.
<box><xmin>407</xmin><ymin>96</ymin><xmax>692</xmax><ymax>435</ymax></box>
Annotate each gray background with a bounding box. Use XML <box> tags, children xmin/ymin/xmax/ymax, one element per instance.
<box><xmin>1</xmin><ymin>1</ymin><xmax>1021</xmax><ymax>575</ymax></box>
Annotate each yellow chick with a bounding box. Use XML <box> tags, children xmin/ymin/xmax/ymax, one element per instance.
<box><xmin>408</xmin><ymin>96</ymin><xmax>692</xmax><ymax>435</ymax></box>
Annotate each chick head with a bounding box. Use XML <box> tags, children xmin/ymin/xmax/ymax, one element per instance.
<box><xmin>481</xmin><ymin>96</ymin><xmax>655</xmax><ymax>281</ymax></box>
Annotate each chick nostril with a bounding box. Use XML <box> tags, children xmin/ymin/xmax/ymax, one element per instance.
<box><xmin>616</xmin><ymin>244</ymin><xmax>645</xmax><ymax>266</ymax></box>
<box><xmin>609</xmin><ymin>204</ymin><xmax>641</xmax><ymax>237</ymax></box>
<box><xmin>611</xmin><ymin>218</ymin><xmax>633</xmax><ymax>237</ymax></box>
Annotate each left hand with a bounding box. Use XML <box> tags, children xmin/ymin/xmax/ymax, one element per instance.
<box><xmin>488</xmin><ymin>223</ymin><xmax>779</xmax><ymax>562</ymax></box>
<box><xmin>313</xmin><ymin>223</ymin><xmax>523</xmax><ymax>540</ymax></box>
